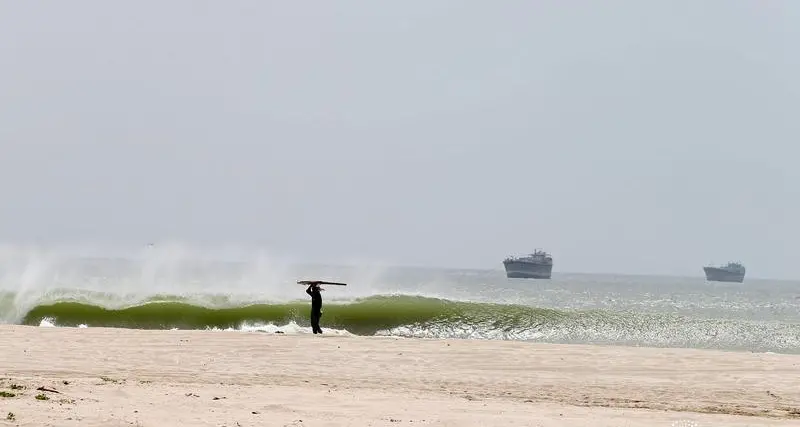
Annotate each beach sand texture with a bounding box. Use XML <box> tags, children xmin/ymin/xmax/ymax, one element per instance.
<box><xmin>1</xmin><ymin>325</ymin><xmax>799</xmax><ymax>427</ymax></box>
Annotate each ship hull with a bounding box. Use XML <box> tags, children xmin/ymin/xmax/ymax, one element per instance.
<box><xmin>703</xmin><ymin>267</ymin><xmax>745</xmax><ymax>283</ymax></box>
<box><xmin>503</xmin><ymin>261</ymin><xmax>553</xmax><ymax>279</ymax></box>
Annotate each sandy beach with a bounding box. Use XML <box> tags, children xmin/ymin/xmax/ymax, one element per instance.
<box><xmin>0</xmin><ymin>325</ymin><xmax>798</xmax><ymax>427</ymax></box>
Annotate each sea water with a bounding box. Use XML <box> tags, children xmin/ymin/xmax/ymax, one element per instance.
<box><xmin>1</xmin><ymin>243</ymin><xmax>798</xmax><ymax>354</ymax></box>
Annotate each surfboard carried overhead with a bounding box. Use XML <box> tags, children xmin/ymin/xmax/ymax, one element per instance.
<box><xmin>297</xmin><ymin>280</ymin><xmax>348</xmax><ymax>286</ymax></box>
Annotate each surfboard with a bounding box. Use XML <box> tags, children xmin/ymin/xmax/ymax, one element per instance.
<box><xmin>297</xmin><ymin>280</ymin><xmax>347</xmax><ymax>286</ymax></box>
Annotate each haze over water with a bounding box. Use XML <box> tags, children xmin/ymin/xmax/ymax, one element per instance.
<box><xmin>2</xmin><ymin>2</ymin><xmax>800</xmax><ymax>278</ymax></box>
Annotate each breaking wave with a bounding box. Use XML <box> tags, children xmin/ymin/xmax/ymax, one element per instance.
<box><xmin>3</xmin><ymin>291</ymin><xmax>799</xmax><ymax>354</ymax></box>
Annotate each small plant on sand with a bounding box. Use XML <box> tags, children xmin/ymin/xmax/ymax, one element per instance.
<box><xmin>6</xmin><ymin>412</ymin><xmax>14</xmax><ymax>421</ymax></box>
<box><xmin>9</xmin><ymin>384</ymin><xmax>24</xmax><ymax>390</ymax></box>
<box><xmin>99</xmin><ymin>376</ymin><xmax>118</xmax><ymax>383</ymax></box>
<box><xmin>35</xmin><ymin>393</ymin><xmax>49</xmax><ymax>401</ymax></box>
<box><xmin>0</xmin><ymin>391</ymin><xmax>15</xmax><ymax>398</ymax></box>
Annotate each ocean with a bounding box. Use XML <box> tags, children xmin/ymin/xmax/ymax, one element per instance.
<box><xmin>1</xmin><ymin>246</ymin><xmax>799</xmax><ymax>354</ymax></box>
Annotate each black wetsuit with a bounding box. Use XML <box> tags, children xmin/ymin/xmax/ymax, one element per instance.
<box><xmin>306</xmin><ymin>285</ymin><xmax>323</xmax><ymax>334</ymax></box>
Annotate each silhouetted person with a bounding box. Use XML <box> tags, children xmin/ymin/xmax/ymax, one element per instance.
<box><xmin>306</xmin><ymin>283</ymin><xmax>323</xmax><ymax>334</ymax></box>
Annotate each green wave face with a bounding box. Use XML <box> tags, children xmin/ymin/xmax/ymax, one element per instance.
<box><xmin>21</xmin><ymin>296</ymin><xmax>476</xmax><ymax>335</ymax></box>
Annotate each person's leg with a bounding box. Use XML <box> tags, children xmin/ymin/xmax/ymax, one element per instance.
<box><xmin>311</xmin><ymin>311</ymin><xmax>321</xmax><ymax>334</ymax></box>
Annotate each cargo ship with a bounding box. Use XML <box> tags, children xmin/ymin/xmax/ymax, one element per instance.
<box><xmin>703</xmin><ymin>262</ymin><xmax>746</xmax><ymax>283</ymax></box>
<box><xmin>502</xmin><ymin>250</ymin><xmax>553</xmax><ymax>279</ymax></box>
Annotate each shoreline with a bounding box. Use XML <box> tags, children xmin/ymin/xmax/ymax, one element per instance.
<box><xmin>1</xmin><ymin>325</ymin><xmax>799</xmax><ymax>426</ymax></box>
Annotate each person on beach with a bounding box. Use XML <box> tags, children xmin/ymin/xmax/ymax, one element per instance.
<box><xmin>306</xmin><ymin>283</ymin><xmax>323</xmax><ymax>334</ymax></box>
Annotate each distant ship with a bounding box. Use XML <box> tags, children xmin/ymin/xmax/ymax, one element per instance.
<box><xmin>703</xmin><ymin>262</ymin><xmax>746</xmax><ymax>283</ymax></box>
<box><xmin>503</xmin><ymin>249</ymin><xmax>553</xmax><ymax>279</ymax></box>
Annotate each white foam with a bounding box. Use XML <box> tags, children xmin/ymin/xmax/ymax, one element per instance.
<box><xmin>38</xmin><ymin>317</ymin><xmax>57</xmax><ymax>327</ymax></box>
<box><xmin>34</xmin><ymin>318</ymin><xmax>354</xmax><ymax>336</ymax></box>
<box><xmin>208</xmin><ymin>320</ymin><xmax>354</xmax><ymax>336</ymax></box>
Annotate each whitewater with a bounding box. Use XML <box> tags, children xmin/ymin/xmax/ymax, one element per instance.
<box><xmin>1</xmin><ymin>243</ymin><xmax>799</xmax><ymax>354</ymax></box>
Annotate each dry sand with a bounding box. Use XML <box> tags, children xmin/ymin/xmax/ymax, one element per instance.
<box><xmin>1</xmin><ymin>325</ymin><xmax>799</xmax><ymax>427</ymax></box>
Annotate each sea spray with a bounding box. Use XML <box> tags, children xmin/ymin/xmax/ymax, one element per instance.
<box><xmin>0</xmin><ymin>241</ymin><xmax>387</xmax><ymax>320</ymax></box>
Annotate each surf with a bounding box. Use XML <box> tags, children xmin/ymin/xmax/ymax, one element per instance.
<box><xmin>5</xmin><ymin>292</ymin><xmax>799</xmax><ymax>354</ymax></box>
<box><xmin>1</xmin><ymin>243</ymin><xmax>799</xmax><ymax>354</ymax></box>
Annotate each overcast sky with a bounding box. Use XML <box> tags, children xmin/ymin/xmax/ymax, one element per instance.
<box><xmin>0</xmin><ymin>1</ymin><xmax>798</xmax><ymax>278</ymax></box>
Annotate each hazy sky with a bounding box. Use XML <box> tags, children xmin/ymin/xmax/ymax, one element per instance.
<box><xmin>1</xmin><ymin>1</ymin><xmax>798</xmax><ymax>278</ymax></box>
